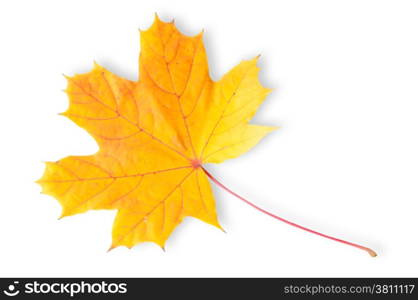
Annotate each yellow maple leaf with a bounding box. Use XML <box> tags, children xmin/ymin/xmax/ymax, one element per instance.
<box><xmin>38</xmin><ymin>15</ymin><xmax>275</xmax><ymax>249</ymax></box>
<box><xmin>38</xmin><ymin>15</ymin><xmax>377</xmax><ymax>257</ymax></box>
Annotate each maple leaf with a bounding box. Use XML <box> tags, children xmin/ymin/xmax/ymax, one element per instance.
<box><xmin>38</xmin><ymin>15</ymin><xmax>275</xmax><ymax>249</ymax></box>
<box><xmin>38</xmin><ymin>15</ymin><xmax>377</xmax><ymax>256</ymax></box>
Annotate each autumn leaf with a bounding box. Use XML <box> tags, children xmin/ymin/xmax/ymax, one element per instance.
<box><xmin>38</xmin><ymin>15</ymin><xmax>275</xmax><ymax>249</ymax></box>
<box><xmin>38</xmin><ymin>15</ymin><xmax>376</xmax><ymax>256</ymax></box>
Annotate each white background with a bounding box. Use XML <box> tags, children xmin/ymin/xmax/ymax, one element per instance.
<box><xmin>1</xmin><ymin>0</ymin><xmax>417</xmax><ymax>277</ymax></box>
